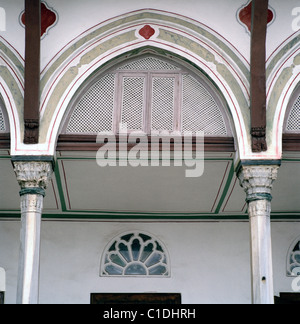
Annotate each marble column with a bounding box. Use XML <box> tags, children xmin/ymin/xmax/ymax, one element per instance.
<box><xmin>13</xmin><ymin>159</ymin><xmax>53</xmax><ymax>304</ymax></box>
<box><xmin>238</xmin><ymin>164</ymin><xmax>279</xmax><ymax>304</ymax></box>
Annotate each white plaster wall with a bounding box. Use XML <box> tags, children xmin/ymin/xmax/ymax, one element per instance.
<box><xmin>0</xmin><ymin>0</ymin><xmax>299</xmax><ymax>68</ymax></box>
<box><xmin>0</xmin><ymin>220</ymin><xmax>300</xmax><ymax>304</ymax></box>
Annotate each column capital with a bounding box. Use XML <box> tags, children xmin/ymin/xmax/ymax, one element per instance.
<box><xmin>12</xmin><ymin>158</ymin><xmax>53</xmax><ymax>197</ymax></box>
<box><xmin>237</xmin><ymin>164</ymin><xmax>280</xmax><ymax>203</ymax></box>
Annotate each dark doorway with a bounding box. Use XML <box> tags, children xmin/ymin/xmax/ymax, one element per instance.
<box><xmin>0</xmin><ymin>292</ymin><xmax>4</xmax><ymax>305</ymax></box>
<box><xmin>91</xmin><ymin>293</ymin><xmax>181</xmax><ymax>305</ymax></box>
<box><xmin>275</xmin><ymin>293</ymin><xmax>300</xmax><ymax>304</ymax></box>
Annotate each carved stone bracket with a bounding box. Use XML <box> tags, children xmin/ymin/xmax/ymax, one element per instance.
<box><xmin>237</xmin><ymin>164</ymin><xmax>279</xmax><ymax>203</ymax></box>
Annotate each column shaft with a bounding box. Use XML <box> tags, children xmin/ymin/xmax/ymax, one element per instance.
<box><xmin>238</xmin><ymin>164</ymin><xmax>279</xmax><ymax>304</ymax></box>
<box><xmin>17</xmin><ymin>194</ymin><xmax>43</xmax><ymax>304</ymax></box>
<box><xmin>13</xmin><ymin>159</ymin><xmax>53</xmax><ymax>304</ymax></box>
<box><xmin>248</xmin><ymin>199</ymin><xmax>273</xmax><ymax>304</ymax></box>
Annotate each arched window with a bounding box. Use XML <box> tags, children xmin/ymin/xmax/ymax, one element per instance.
<box><xmin>287</xmin><ymin>237</ymin><xmax>300</xmax><ymax>276</ymax></box>
<box><xmin>101</xmin><ymin>231</ymin><xmax>170</xmax><ymax>277</ymax></box>
<box><xmin>61</xmin><ymin>54</ymin><xmax>232</xmax><ymax>137</ymax></box>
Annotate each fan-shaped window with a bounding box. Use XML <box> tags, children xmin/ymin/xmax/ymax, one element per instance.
<box><xmin>285</xmin><ymin>85</ymin><xmax>300</xmax><ymax>133</ymax></box>
<box><xmin>101</xmin><ymin>232</ymin><xmax>170</xmax><ymax>277</ymax></box>
<box><xmin>62</xmin><ymin>55</ymin><xmax>232</xmax><ymax>137</ymax></box>
<box><xmin>287</xmin><ymin>238</ymin><xmax>300</xmax><ymax>276</ymax></box>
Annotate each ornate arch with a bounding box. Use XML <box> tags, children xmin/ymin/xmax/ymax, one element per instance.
<box><xmin>38</xmin><ymin>9</ymin><xmax>251</xmax><ymax>157</ymax></box>
<box><xmin>267</xmin><ymin>31</ymin><xmax>300</xmax><ymax>158</ymax></box>
<box><xmin>0</xmin><ymin>37</ymin><xmax>24</xmax><ymax>154</ymax></box>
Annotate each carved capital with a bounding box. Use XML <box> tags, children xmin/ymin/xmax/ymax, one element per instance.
<box><xmin>13</xmin><ymin>161</ymin><xmax>53</xmax><ymax>196</ymax></box>
<box><xmin>237</xmin><ymin>165</ymin><xmax>279</xmax><ymax>203</ymax></box>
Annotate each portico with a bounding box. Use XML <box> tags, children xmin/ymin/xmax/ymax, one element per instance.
<box><xmin>0</xmin><ymin>0</ymin><xmax>300</xmax><ymax>304</ymax></box>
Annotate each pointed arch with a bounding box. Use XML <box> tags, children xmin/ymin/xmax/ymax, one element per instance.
<box><xmin>37</xmin><ymin>9</ymin><xmax>250</xmax><ymax>157</ymax></box>
<box><xmin>267</xmin><ymin>31</ymin><xmax>300</xmax><ymax>158</ymax></box>
<box><xmin>0</xmin><ymin>37</ymin><xmax>24</xmax><ymax>154</ymax></box>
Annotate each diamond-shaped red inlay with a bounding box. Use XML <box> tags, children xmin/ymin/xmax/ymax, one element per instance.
<box><xmin>139</xmin><ymin>25</ymin><xmax>155</xmax><ymax>40</ymax></box>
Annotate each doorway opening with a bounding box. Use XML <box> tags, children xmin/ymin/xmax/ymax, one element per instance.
<box><xmin>91</xmin><ymin>293</ymin><xmax>181</xmax><ymax>304</ymax></box>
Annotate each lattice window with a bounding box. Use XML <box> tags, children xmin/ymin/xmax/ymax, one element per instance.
<box><xmin>121</xmin><ymin>76</ymin><xmax>145</xmax><ymax>131</ymax></box>
<box><xmin>66</xmin><ymin>74</ymin><xmax>115</xmax><ymax>133</ymax></box>
<box><xmin>0</xmin><ymin>105</ymin><xmax>6</xmax><ymax>132</ymax></box>
<box><xmin>286</xmin><ymin>95</ymin><xmax>300</xmax><ymax>132</ymax></box>
<box><xmin>101</xmin><ymin>232</ymin><xmax>170</xmax><ymax>277</ymax></box>
<box><xmin>63</xmin><ymin>55</ymin><xmax>231</xmax><ymax>136</ymax></box>
<box><xmin>118</xmin><ymin>56</ymin><xmax>179</xmax><ymax>71</ymax></box>
<box><xmin>151</xmin><ymin>76</ymin><xmax>176</xmax><ymax>132</ymax></box>
<box><xmin>182</xmin><ymin>75</ymin><xmax>227</xmax><ymax>135</ymax></box>
<box><xmin>287</xmin><ymin>239</ymin><xmax>300</xmax><ymax>276</ymax></box>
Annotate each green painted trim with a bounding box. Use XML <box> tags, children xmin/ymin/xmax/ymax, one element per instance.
<box><xmin>11</xmin><ymin>155</ymin><xmax>56</xmax><ymax>169</ymax></box>
<box><xmin>214</xmin><ymin>162</ymin><xmax>235</xmax><ymax>214</ymax></box>
<box><xmin>0</xmin><ymin>212</ymin><xmax>300</xmax><ymax>220</ymax></box>
<box><xmin>19</xmin><ymin>187</ymin><xmax>45</xmax><ymax>197</ymax></box>
<box><xmin>266</xmin><ymin>35</ymin><xmax>300</xmax><ymax>80</ymax></box>
<box><xmin>54</xmin><ymin>161</ymin><xmax>67</xmax><ymax>212</ymax></box>
<box><xmin>246</xmin><ymin>193</ymin><xmax>273</xmax><ymax>203</ymax></box>
<box><xmin>0</xmin><ymin>41</ymin><xmax>24</xmax><ymax>77</ymax></box>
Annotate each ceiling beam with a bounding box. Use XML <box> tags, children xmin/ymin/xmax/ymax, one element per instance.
<box><xmin>23</xmin><ymin>0</ymin><xmax>41</xmax><ymax>144</ymax></box>
<box><xmin>250</xmin><ymin>0</ymin><xmax>269</xmax><ymax>153</ymax></box>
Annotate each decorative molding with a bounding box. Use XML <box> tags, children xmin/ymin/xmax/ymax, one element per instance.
<box><xmin>37</xmin><ymin>9</ymin><xmax>250</xmax><ymax>158</ymax></box>
<box><xmin>237</xmin><ymin>165</ymin><xmax>279</xmax><ymax>203</ymax></box>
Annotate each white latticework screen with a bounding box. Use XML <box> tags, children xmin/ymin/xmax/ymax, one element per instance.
<box><xmin>0</xmin><ymin>105</ymin><xmax>6</xmax><ymax>132</ymax></box>
<box><xmin>118</xmin><ymin>57</ymin><xmax>179</xmax><ymax>71</ymax></box>
<box><xmin>151</xmin><ymin>76</ymin><xmax>175</xmax><ymax>132</ymax></box>
<box><xmin>67</xmin><ymin>74</ymin><xmax>115</xmax><ymax>133</ymax></box>
<box><xmin>182</xmin><ymin>75</ymin><xmax>227</xmax><ymax>135</ymax></box>
<box><xmin>121</xmin><ymin>76</ymin><xmax>145</xmax><ymax>131</ymax></box>
<box><xmin>65</xmin><ymin>56</ymin><xmax>231</xmax><ymax>136</ymax></box>
<box><xmin>286</xmin><ymin>95</ymin><xmax>300</xmax><ymax>132</ymax></box>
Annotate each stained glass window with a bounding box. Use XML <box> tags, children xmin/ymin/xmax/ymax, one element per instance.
<box><xmin>101</xmin><ymin>232</ymin><xmax>170</xmax><ymax>277</ymax></box>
